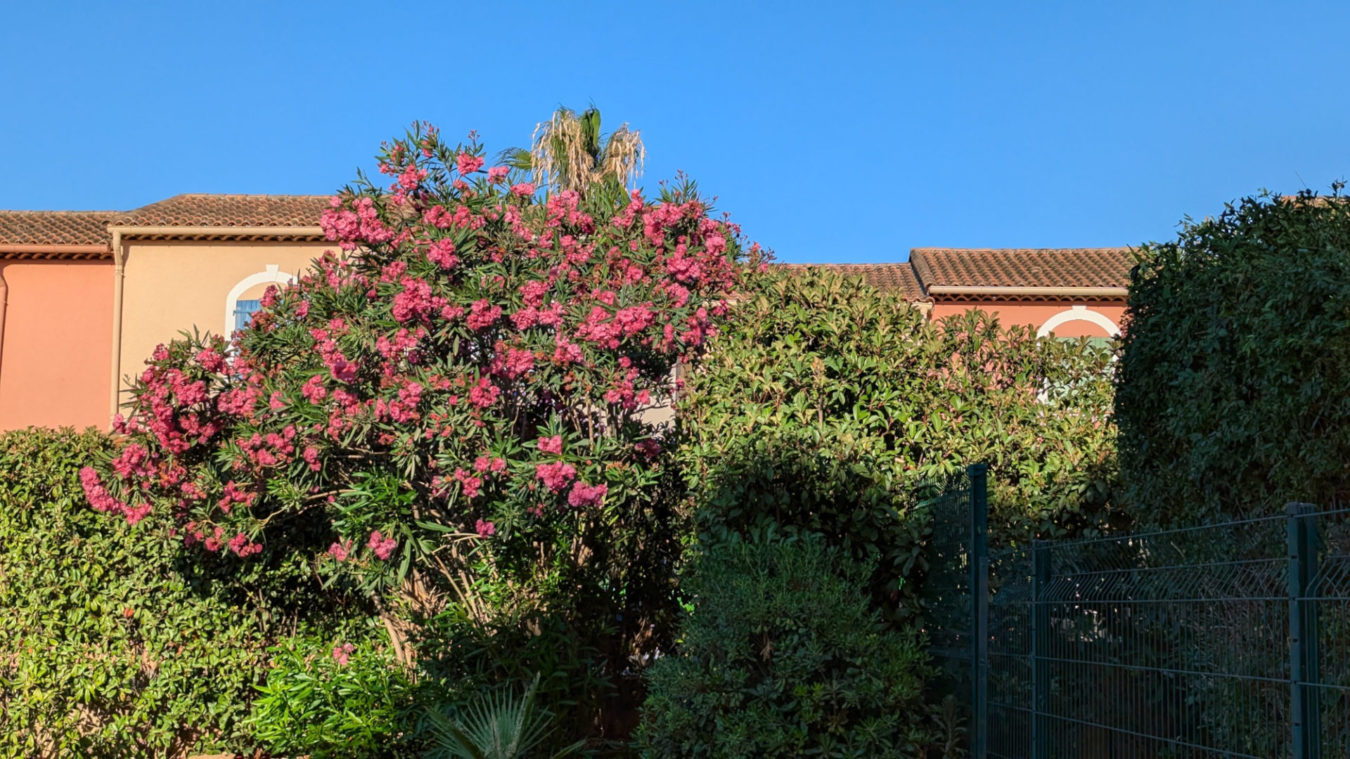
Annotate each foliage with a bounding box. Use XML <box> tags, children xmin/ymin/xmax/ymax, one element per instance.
<box><xmin>680</xmin><ymin>267</ymin><xmax>1119</xmax><ymax>620</ymax></box>
<box><xmin>636</xmin><ymin>530</ymin><xmax>934</xmax><ymax>757</ymax></box>
<box><xmin>502</xmin><ymin>106</ymin><xmax>645</xmax><ymax>195</ymax></box>
<box><xmin>423</xmin><ymin>674</ymin><xmax>584</xmax><ymax>759</ymax></box>
<box><xmin>1117</xmin><ymin>187</ymin><xmax>1350</xmax><ymax>522</ymax></box>
<box><xmin>246</xmin><ymin>631</ymin><xmax>416</xmax><ymax>757</ymax></box>
<box><xmin>80</xmin><ymin>121</ymin><xmax>754</xmax><ymax>741</ymax></box>
<box><xmin>0</xmin><ymin>428</ymin><xmax>283</xmax><ymax>757</ymax></box>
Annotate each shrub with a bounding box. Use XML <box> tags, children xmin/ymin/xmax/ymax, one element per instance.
<box><xmin>246</xmin><ymin>630</ymin><xmax>417</xmax><ymax>757</ymax></box>
<box><xmin>79</xmin><ymin>122</ymin><xmax>754</xmax><ymax>740</ymax></box>
<box><xmin>0</xmin><ymin>428</ymin><xmax>279</xmax><ymax>757</ymax></box>
<box><xmin>636</xmin><ymin>530</ymin><xmax>933</xmax><ymax>757</ymax></box>
<box><xmin>680</xmin><ymin>268</ymin><xmax>1119</xmax><ymax>620</ymax></box>
<box><xmin>1117</xmin><ymin>187</ymin><xmax>1350</xmax><ymax>522</ymax></box>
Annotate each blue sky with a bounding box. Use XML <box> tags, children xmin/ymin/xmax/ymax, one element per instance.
<box><xmin>3</xmin><ymin>1</ymin><xmax>1348</xmax><ymax>263</ymax></box>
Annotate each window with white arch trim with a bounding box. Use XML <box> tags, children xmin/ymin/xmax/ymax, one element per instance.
<box><xmin>225</xmin><ymin>264</ymin><xmax>295</xmax><ymax>339</ymax></box>
<box><xmin>1036</xmin><ymin>305</ymin><xmax>1119</xmax><ymax>404</ymax></box>
<box><xmin>1035</xmin><ymin>304</ymin><xmax>1120</xmax><ymax>340</ymax></box>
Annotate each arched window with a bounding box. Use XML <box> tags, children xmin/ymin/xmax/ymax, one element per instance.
<box><xmin>224</xmin><ymin>265</ymin><xmax>294</xmax><ymax>339</ymax></box>
<box><xmin>1036</xmin><ymin>305</ymin><xmax>1120</xmax><ymax>339</ymax></box>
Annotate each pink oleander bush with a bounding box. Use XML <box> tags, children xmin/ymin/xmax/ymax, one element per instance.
<box><xmin>81</xmin><ymin>122</ymin><xmax>754</xmax><ymax>743</ymax></box>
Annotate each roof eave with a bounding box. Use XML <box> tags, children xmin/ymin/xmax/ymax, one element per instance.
<box><xmin>926</xmin><ymin>285</ymin><xmax>1128</xmax><ymax>299</ymax></box>
<box><xmin>0</xmin><ymin>243</ymin><xmax>112</xmax><ymax>260</ymax></box>
<box><xmin>107</xmin><ymin>225</ymin><xmax>327</xmax><ymax>242</ymax></box>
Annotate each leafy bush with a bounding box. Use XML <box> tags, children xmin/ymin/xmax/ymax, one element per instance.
<box><xmin>79</xmin><ymin>122</ymin><xmax>754</xmax><ymax>741</ymax></box>
<box><xmin>680</xmin><ymin>268</ymin><xmax>1119</xmax><ymax>619</ymax></box>
<box><xmin>1117</xmin><ymin>187</ymin><xmax>1350</xmax><ymax>522</ymax></box>
<box><xmin>0</xmin><ymin>428</ymin><xmax>280</xmax><ymax>757</ymax></box>
<box><xmin>636</xmin><ymin>530</ymin><xmax>933</xmax><ymax>757</ymax></box>
<box><xmin>247</xmin><ymin>630</ymin><xmax>416</xmax><ymax>757</ymax></box>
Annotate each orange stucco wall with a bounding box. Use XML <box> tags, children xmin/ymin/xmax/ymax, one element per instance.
<box><xmin>929</xmin><ymin>300</ymin><xmax>1126</xmax><ymax>338</ymax></box>
<box><xmin>0</xmin><ymin>260</ymin><xmax>113</xmax><ymax>430</ymax></box>
<box><xmin>117</xmin><ymin>241</ymin><xmax>333</xmax><ymax>393</ymax></box>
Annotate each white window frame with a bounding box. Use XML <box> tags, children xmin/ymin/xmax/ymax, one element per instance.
<box><xmin>1036</xmin><ymin>305</ymin><xmax>1120</xmax><ymax>339</ymax></box>
<box><xmin>224</xmin><ymin>264</ymin><xmax>294</xmax><ymax>339</ymax></box>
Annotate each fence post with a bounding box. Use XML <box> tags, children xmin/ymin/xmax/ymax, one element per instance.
<box><xmin>1287</xmin><ymin>502</ymin><xmax>1321</xmax><ymax>759</ymax></box>
<box><xmin>1031</xmin><ymin>540</ymin><xmax>1051</xmax><ymax>759</ymax></box>
<box><xmin>969</xmin><ymin>463</ymin><xmax>989</xmax><ymax>759</ymax></box>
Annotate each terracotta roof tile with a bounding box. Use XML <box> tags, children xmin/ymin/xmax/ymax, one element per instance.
<box><xmin>910</xmin><ymin>247</ymin><xmax>1133</xmax><ymax>290</ymax></box>
<box><xmin>0</xmin><ymin>210</ymin><xmax>115</xmax><ymax>247</ymax></box>
<box><xmin>114</xmin><ymin>194</ymin><xmax>329</xmax><ymax>228</ymax></box>
<box><xmin>782</xmin><ymin>263</ymin><xmax>925</xmax><ymax>300</ymax></box>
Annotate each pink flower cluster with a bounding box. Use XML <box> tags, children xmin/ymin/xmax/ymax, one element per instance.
<box><xmin>368</xmin><ymin>530</ymin><xmax>398</xmax><ymax>560</ymax></box>
<box><xmin>332</xmin><ymin>642</ymin><xmax>356</xmax><ymax>666</ymax></box>
<box><xmin>536</xmin><ymin>461</ymin><xmax>576</xmax><ymax>492</ymax></box>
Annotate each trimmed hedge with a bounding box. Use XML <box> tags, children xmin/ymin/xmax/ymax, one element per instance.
<box><xmin>1118</xmin><ymin>188</ymin><xmax>1350</xmax><ymax>522</ymax></box>
<box><xmin>0</xmin><ymin>428</ymin><xmax>278</xmax><ymax>757</ymax></box>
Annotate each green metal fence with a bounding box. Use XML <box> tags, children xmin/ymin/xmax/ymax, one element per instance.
<box><xmin>923</xmin><ymin>468</ymin><xmax>1350</xmax><ymax>758</ymax></box>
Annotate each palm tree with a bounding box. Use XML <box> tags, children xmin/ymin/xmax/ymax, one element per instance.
<box><xmin>502</xmin><ymin>107</ymin><xmax>644</xmax><ymax>195</ymax></box>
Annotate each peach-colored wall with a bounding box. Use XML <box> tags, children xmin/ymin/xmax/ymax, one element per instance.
<box><xmin>0</xmin><ymin>260</ymin><xmax>113</xmax><ymax>430</ymax></box>
<box><xmin>929</xmin><ymin>300</ymin><xmax>1126</xmax><ymax>338</ymax></box>
<box><xmin>118</xmin><ymin>240</ymin><xmax>333</xmax><ymax>394</ymax></box>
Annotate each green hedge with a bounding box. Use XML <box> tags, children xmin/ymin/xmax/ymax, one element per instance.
<box><xmin>637</xmin><ymin>530</ymin><xmax>933</xmax><ymax>757</ymax></box>
<box><xmin>0</xmin><ymin>428</ymin><xmax>278</xmax><ymax>757</ymax></box>
<box><xmin>1118</xmin><ymin>188</ymin><xmax>1350</xmax><ymax>522</ymax></box>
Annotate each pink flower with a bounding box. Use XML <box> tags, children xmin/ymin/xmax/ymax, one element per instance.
<box><xmin>195</xmin><ymin>348</ymin><xmax>225</xmax><ymax>372</ymax></box>
<box><xmin>328</xmin><ymin>540</ymin><xmax>350</xmax><ymax>561</ymax></box>
<box><xmin>456</xmin><ymin>152</ymin><xmax>485</xmax><ymax>176</ymax></box>
<box><xmin>468</xmin><ymin>378</ymin><xmax>500</xmax><ymax>408</ymax></box>
<box><xmin>510</xmin><ymin>182</ymin><xmax>535</xmax><ymax>197</ymax></box>
<box><xmin>535</xmin><ymin>461</ymin><xmax>576</xmax><ymax>492</ymax></box>
<box><xmin>475</xmin><ymin>518</ymin><xmax>496</xmax><ymax>537</ymax></box>
<box><xmin>538</xmin><ymin>435</ymin><xmax>563</xmax><ymax>455</ymax></box>
<box><xmin>367</xmin><ymin>530</ymin><xmax>398</xmax><ymax>560</ymax></box>
<box><xmin>303</xmin><ymin>445</ymin><xmax>322</xmax><ymax>472</ymax></box>
<box><xmin>427</xmin><ymin>238</ymin><xmax>458</xmax><ymax>269</ymax></box>
<box><xmin>466</xmin><ymin>299</ymin><xmax>502</xmax><ymax>331</ymax></box>
<box><xmin>332</xmin><ymin>642</ymin><xmax>356</xmax><ymax>666</ymax></box>
<box><xmin>228</xmin><ymin>532</ymin><xmax>262</xmax><ymax>557</ymax></box>
<box><xmin>487</xmin><ymin>165</ymin><xmax>510</xmax><ymax>183</ymax></box>
<box><xmin>568</xmin><ymin>481</ymin><xmax>608</xmax><ymax>508</ymax></box>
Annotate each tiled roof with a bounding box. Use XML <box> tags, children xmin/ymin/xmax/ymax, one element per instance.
<box><xmin>782</xmin><ymin>263</ymin><xmax>925</xmax><ymax>301</ymax></box>
<box><xmin>910</xmin><ymin>247</ymin><xmax>1133</xmax><ymax>290</ymax></box>
<box><xmin>0</xmin><ymin>210</ymin><xmax>115</xmax><ymax>247</ymax></box>
<box><xmin>114</xmin><ymin>194</ymin><xmax>329</xmax><ymax>228</ymax></box>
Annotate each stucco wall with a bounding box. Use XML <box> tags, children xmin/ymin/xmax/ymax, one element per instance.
<box><xmin>929</xmin><ymin>300</ymin><xmax>1126</xmax><ymax>338</ymax></box>
<box><xmin>118</xmin><ymin>240</ymin><xmax>333</xmax><ymax>391</ymax></box>
<box><xmin>0</xmin><ymin>260</ymin><xmax>113</xmax><ymax>430</ymax></box>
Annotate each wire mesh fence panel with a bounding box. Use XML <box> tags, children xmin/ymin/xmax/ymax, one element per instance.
<box><xmin>986</xmin><ymin>543</ymin><xmax>1032</xmax><ymax>759</ymax></box>
<box><xmin>922</xmin><ymin>474</ymin><xmax>1350</xmax><ymax>759</ymax></box>
<box><xmin>1035</xmin><ymin>515</ymin><xmax>1291</xmax><ymax>758</ymax></box>
<box><xmin>921</xmin><ymin>467</ymin><xmax>976</xmax><ymax>730</ymax></box>
<box><xmin>1307</xmin><ymin>512</ymin><xmax>1350</xmax><ymax>757</ymax></box>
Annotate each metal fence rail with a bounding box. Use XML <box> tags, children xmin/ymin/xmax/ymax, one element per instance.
<box><xmin>922</xmin><ymin>469</ymin><xmax>1350</xmax><ymax>759</ymax></box>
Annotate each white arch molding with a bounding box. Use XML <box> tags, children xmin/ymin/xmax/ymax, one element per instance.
<box><xmin>225</xmin><ymin>265</ymin><xmax>295</xmax><ymax>338</ymax></box>
<box><xmin>1036</xmin><ymin>305</ymin><xmax>1120</xmax><ymax>339</ymax></box>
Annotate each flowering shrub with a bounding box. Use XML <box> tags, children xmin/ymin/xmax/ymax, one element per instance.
<box><xmin>82</xmin><ymin>122</ymin><xmax>752</xmax><ymax>739</ymax></box>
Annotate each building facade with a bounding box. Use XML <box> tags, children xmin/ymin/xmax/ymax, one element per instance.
<box><xmin>0</xmin><ymin>194</ymin><xmax>1134</xmax><ymax>431</ymax></box>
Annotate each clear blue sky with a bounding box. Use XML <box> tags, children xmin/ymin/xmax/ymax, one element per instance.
<box><xmin>3</xmin><ymin>1</ymin><xmax>1348</xmax><ymax>263</ymax></box>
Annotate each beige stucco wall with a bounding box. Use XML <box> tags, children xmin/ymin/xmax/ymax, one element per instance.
<box><xmin>0</xmin><ymin>260</ymin><xmax>114</xmax><ymax>430</ymax></box>
<box><xmin>118</xmin><ymin>240</ymin><xmax>333</xmax><ymax>394</ymax></box>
